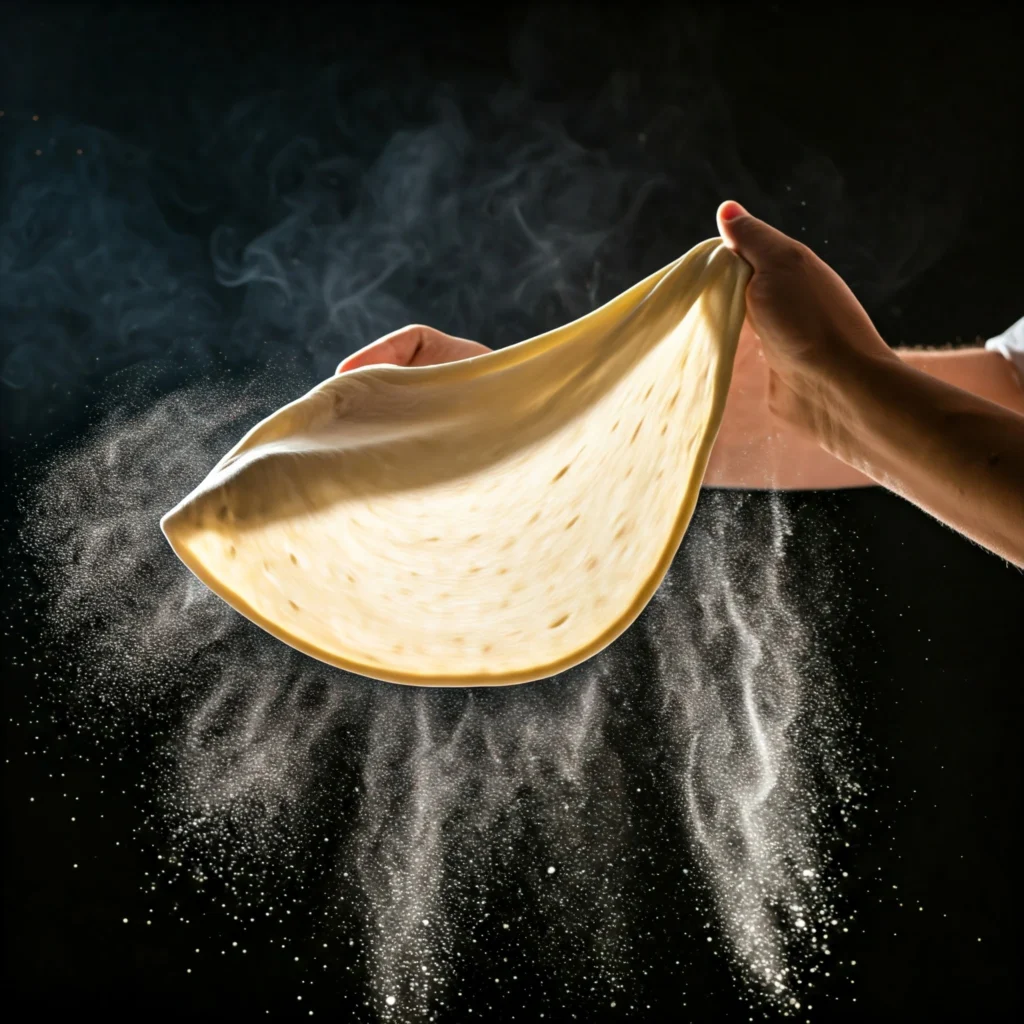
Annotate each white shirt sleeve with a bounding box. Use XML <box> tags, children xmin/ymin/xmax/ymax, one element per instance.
<box><xmin>984</xmin><ymin>317</ymin><xmax>1024</xmax><ymax>382</ymax></box>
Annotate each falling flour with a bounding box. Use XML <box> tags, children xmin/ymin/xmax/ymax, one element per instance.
<box><xmin>19</xmin><ymin>374</ymin><xmax>863</xmax><ymax>1019</ymax></box>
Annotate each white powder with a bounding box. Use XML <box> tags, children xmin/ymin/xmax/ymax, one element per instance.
<box><xmin>19</xmin><ymin>377</ymin><xmax>862</xmax><ymax>1018</ymax></box>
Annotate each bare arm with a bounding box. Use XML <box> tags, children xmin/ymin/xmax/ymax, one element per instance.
<box><xmin>807</xmin><ymin>350</ymin><xmax>1024</xmax><ymax>562</ymax></box>
<box><xmin>705</xmin><ymin>343</ymin><xmax>1024</xmax><ymax>490</ymax></box>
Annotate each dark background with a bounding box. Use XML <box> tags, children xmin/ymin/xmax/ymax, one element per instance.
<box><xmin>2</xmin><ymin>2</ymin><xmax>1021</xmax><ymax>1021</ymax></box>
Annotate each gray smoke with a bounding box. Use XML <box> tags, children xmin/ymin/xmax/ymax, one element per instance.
<box><xmin>1</xmin><ymin>57</ymin><xmax>667</xmax><ymax>438</ymax></box>
<box><xmin>1</xmin><ymin>7</ymin><xmax>964</xmax><ymax>444</ymax></box>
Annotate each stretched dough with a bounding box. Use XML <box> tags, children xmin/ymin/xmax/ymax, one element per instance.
<box><xmin>162</xmin><ymin>238</ymin><xmax>749</xmax><ymax>686</ymax></box>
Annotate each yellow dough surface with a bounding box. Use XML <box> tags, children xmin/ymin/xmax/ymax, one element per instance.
<box><xmin>161</xmin><ymin>238</ymin><xmax>750</xmax><ymax>686</ymax></box>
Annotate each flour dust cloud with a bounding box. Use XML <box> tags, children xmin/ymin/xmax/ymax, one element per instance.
<box><xmin>19</xmin><ymin>376</ymin><xmax>862</xmax><ymax>1020</ymax></box>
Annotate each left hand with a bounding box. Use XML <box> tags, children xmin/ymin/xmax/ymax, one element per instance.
<box><xmin>336</xmin><ymin>324</ymin><xmax>491</xmax><ymax>373</ymax></box>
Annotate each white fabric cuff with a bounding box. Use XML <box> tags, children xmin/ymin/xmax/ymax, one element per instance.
<box><xmin>984</xmin><ymin>316</ymin><xmax>1024</xmax><ymax>380</ymax></box>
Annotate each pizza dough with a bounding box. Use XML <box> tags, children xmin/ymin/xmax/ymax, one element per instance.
<box><xmin>161</xmin><ymin>238</ymin><xmax>750</xmax><ymax>686</ymax></box>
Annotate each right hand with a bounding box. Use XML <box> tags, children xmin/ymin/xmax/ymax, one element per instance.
<box><xmin>716</xmin><ymin>200</ymin><xmax>899</xmax><ymax>440</ymax></box>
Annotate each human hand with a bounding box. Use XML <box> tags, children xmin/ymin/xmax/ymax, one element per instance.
<box><xmin>715</xmin><ymin>200</ymin><xmax>899</xmax><ymax>440</ymax></box>
<box><xmin>337</xmin><ymin>324</ymin><xmax>491</xmax><ymax>373</ymax></box>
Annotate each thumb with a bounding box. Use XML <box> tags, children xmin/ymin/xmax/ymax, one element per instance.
<box><xmin>716</xmin><ymin>201</ymin><xmax>795</xmax><ymax>272</ymax></box>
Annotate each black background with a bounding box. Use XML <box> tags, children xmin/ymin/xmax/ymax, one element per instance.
<box><xmin>2</xmin><ymin>3</ymin><xmax>1022</xmax><ymax>1021</ymax></box>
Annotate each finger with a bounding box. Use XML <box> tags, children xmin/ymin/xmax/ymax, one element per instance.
<box><xmin>336</xmin><ymin>325</ymin><xmax>428</xmax><ymax>374</ymax></box>
<box><xmin>338</xmin><ymin>325</ymin><xmax>489</xmax><ymax>373</ymax></box>
<box><xmin>716</xmin><ymin>200</ymin><xmax>798</xmax><ymax>272</ymax></box>
<box><xmin>407</xmin><ymin>338</ymin><xmax>492</xmax><ymax>366</ymax></box>
<box><xmin>402</xmin><ymin>325</ymin><xmax>488</xmax><ymax>364</ymax></box>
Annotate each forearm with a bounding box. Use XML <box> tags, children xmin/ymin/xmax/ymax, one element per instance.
<box><xmin>899</xmin><ymin>347</ymin><xmax>1024</xmax><ymax>413</ymax></box>
<box><xmin>810</xmin><ymin>353</ymin><xmax>1024</xmax><ymax>565</ymax></box>
<box><xmin>705</xmin><ymin>347</ymin><xmax>1024</xmax><ymax>490</ymax></box>
<box><xmin>703</xmin><ymin>424</ymin><xmax>872</xmax><ymax>489</ymax></box>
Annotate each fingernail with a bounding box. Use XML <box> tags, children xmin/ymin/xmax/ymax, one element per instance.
<box><xmin>719</xmin><ymin>200</ymin><xmax>748</xmax><ymax>222</ymax></box>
